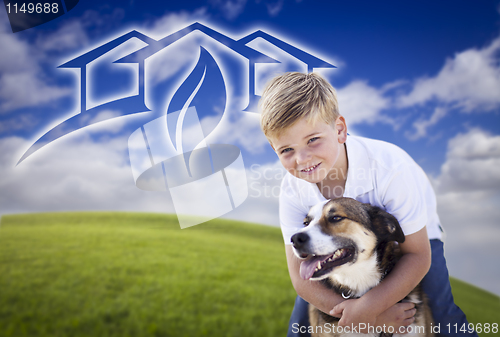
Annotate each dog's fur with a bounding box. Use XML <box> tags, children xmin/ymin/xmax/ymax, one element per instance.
<box><xmin>291</xmin><ymin>198</ymin><xmax>434</xmax><ymax>337</ymax></box>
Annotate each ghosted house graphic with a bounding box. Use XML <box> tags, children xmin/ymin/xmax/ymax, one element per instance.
<box><xmin>16</xmin><ymin>22</ymin><xmax>336</xmax><ymax>228</ymax></box>
<box><xmin>18</xmin><ymin>22</ymin><xmax>335</xmax><ymax>164</ymax></box>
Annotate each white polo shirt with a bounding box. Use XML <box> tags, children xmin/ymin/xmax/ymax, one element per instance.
<box><xmin>279</xmin><ymin>135</ymin><xmax>443</xmax><ymax>245</ymax></box>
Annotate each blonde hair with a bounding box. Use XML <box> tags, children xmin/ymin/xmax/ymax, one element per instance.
<box><xmin>259</xmin><ymin>72</ymin><xmax>340</xmax><ymax>139</ymax></box>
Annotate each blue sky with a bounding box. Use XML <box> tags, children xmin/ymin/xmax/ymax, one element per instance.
<box><xmin>1</xmin><ymin>0</ymin><xmax>499</xmax><ymax>295</ymax></box>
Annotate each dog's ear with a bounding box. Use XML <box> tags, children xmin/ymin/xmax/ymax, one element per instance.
<box><xmin>366</xmin><ymin>206</ymin><xmax>405</xmax><ymax>243</ymax></box>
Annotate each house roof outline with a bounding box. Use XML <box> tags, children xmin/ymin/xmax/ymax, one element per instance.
<box><xmin>116</xmin><ymin>22</ymin><xmax>279</xmax><ymax>64</ymax></box>
<box><xmin>59</xmin><ymin>30</ymin><xmax>158</xmax><ymax>68</ymax></box>
<box><xmin>237</xmin><ymin>30</ymin><xmax>336</xmax><ymax>72</ymax></box>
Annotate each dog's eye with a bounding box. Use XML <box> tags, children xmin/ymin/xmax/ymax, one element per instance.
<box><xmin>328</xmin><ymin>216</ymin><xmax>343</xmax><ymax>222</ymax></box>
<box><xmin>303</xmin><ymin>221</ymin><xmax>310</xmax><ymax>227</ymax></box>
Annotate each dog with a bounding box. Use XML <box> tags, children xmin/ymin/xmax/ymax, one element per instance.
<box><xmin>291</xmin><ymin>197</ymin><xmax>434</xmax><ymax>337</ymax></box>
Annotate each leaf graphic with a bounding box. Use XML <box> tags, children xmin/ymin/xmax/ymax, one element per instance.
<box><xmin>167</xmin><ymin>46</ymin><xmax>227</xmax><ymax>154</ymax></box>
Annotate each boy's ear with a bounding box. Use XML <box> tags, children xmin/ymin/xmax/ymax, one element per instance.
<box><xmin>336</xmin><ymin>116</ymin><xmax>347</xmax><ymax>143</ymax></box>
<box><xmin>366</xmin><ymin>205</ymin><xmax>405</xmax><ymax>243</ymax></box>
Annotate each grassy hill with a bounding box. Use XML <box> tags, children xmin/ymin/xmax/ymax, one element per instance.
<box><xmin>0</xmin><ymin>212</ymin><xmax>498</xmax><ymax>337</ymax></box>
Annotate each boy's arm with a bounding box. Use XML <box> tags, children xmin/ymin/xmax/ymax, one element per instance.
<box><xmin>331</xmin><ymin>226</ymin><xmax>432</xmax><ymax>327</ymax></box>
<box><xmin>286</xmin><ymin>244</ymin><xmax>419</xmax><ymax>329</ymax></box>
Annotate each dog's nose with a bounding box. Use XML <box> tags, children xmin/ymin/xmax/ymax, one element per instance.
<box><xmin>291</xmin><ymin>232</ymin><xmax>310</xmax><ymax>249</ymax></box>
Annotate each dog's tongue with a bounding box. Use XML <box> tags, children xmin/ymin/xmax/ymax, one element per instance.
<box><xmin>299</xmin><ymin>255</ymin><xmax>329</xmax><ymax>280</ymax></box>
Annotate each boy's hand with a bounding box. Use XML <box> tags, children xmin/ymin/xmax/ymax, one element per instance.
<box><xmin>330</xmin><ymin>299</ymin><xmax>417</xmax><ymax>333</ymax></box>
<box><xmin>376</xmin><ymin>301</ymin><xmax>417</xmax><ymax>331</ymax></box>
<box><xmin>330</xmin><ymin>298</ymin><xmax>377</xmax><ymax>328</ymax></box>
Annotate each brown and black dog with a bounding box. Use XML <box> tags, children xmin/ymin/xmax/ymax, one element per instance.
<box><xmin>291</xmin><ymin>197</ymin><xmax>434</xmax><ymax>337</ymax></box>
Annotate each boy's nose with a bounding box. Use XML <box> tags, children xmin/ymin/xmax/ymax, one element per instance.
<box><xmin>296</xmin><ymin>149</ymin><xmax>312</xmax><ymax>165</ymax></box>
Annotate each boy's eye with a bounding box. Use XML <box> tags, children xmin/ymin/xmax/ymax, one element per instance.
<box><xmin>280</xmin><ymin>148</ymin><xmax>293</xmax><ymax>154</ymax></box>
<box><xmin>308</xmin><ymin>137</ymin><xmax>319</xmax><ymax>144</ymax></box>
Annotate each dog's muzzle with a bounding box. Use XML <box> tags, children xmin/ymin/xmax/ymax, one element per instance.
<box><xmin>291</xmin><ymin>232</ymin><xmax>356</xmax><ymax>280</ymax></box>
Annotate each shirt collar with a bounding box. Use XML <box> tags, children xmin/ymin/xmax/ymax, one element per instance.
<box><xmin>344</xmin><ymin>136</ymin><xmax>374</xmax><ymax>198</ymax></box>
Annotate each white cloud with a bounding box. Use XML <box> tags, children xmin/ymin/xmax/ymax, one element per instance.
<box><xmin>430</xmin><ymin>128</ymin><xmax>500</xmax><ymax>295</ymax></box>
<box><xmin>0</xmin><ymin>15</ymin><xmax>84</xmax><ymax>113</ymax></box>
<box><xmin>0</xmin><ymin>114</ymin><xmax>38</xmax><ymax>134</ymax></box>
<box><xmin>331</xmin><ymin>33</ymin><xmax>500</xmax><ymax>135</ymax></box>
<box><xmin>35</xmin><ymin>20</ymin><xmax>89</xmax><ymax>53</ymax></box>
<box><xmin>433</xmin><ymin>128</ymin><xmax>500</xmax><ymax>193</ymax></box>
<box><xmin>336</xmin><ymin>80</ymin><xmax>391</xmax><ymax>126</ymax></box>
<box><xmin>208</xmin><ymin>0</ymin><xmax>285</xmax><ymax>20</ymax></box>
<box><xmin>405</xmin><ymin>107</ymin><xmax>447</xmax><ymax>141</ymax></box>
<box><xmin>0</xmin><ymin>134</ymin><xmax>173</xmax><ymax>215</ymax></box>
<box><xmin>265</xmin><ymin>0</ymin><xmax>285</xmax><ymax>16</ymax></box>
<box><xmin>334</xmin><ymin>33</ymin><xmax>500</xmax><ymax>139</ymax></box>
<box><xmin>144</xmin><ymin>8</ymin><xmax>209</xmax><ymax>38</ymax></box>
<box><xmin>208</xmin><ymin>111</ymin><xmax>270</xmax><ymax>155</ymax></box>
<box><xmin>209</xmin><ymin>0</ymin><xmax>247</xmax><ymax>20</ymax></box>
<box><xmin>79</xmin><ymin>8</ymin><xmax>125</xmax><ymax>31</ymax></box>
<box><xmin>0</xmin><ymin>23</ymin><xmax>33</xmax><ymax>74</ymax></box>
<box><xmin>398</xmin><ymin>36</ymin><xmax>500</xmax><ymax>112</ymax></box>
<box><xmin>0</xmin><ymin>19</ymin><xmax>72</xmax><ymax>113</ymax></box>
<box><xmin>0</xmin><ymin>72</ymin><xmax>72</xmax><ymax>112</ymax></box>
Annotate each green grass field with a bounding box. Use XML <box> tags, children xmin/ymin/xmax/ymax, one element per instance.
<box><xmin>0</xmin><ymin>212</ymin><xmax>498</xmax><ymax>337</ymax></box>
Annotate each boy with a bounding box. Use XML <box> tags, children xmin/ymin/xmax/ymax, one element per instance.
<box><xmin>259</xmin><ymin>72</ymin><xmax>476</xmax><ymax>336</ymax></box>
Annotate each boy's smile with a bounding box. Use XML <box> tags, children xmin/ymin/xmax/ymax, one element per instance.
<box><xmin>270</xmin><ymin>116</ymin><xmax>348</xmax><ymax>194</ymax></box>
